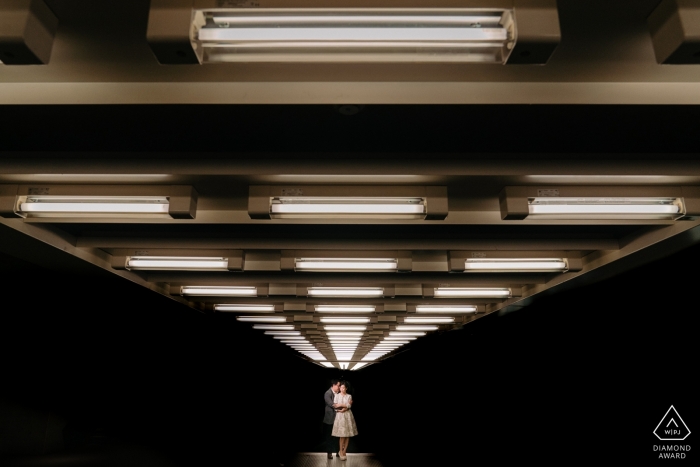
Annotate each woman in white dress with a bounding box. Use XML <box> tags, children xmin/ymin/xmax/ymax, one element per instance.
<box><xmin>332</xmin><ymin>381</ymin><xmax>358</xmax><ymax>461</ymax></box>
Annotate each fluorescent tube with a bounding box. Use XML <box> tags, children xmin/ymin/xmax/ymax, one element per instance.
<box><xmin>415</xmin><ymin>305</ymin><xmax>477</xmax><ymax>313</ymax></box>
<box><xmin>307</xmin><ymin>287</ymin><xmax>384</xmax><ymax>297</ymax></box>
<box><xmin>464</xmin><ymin>258</ymin><xmax>567</xmax><ymax>272</ymax></box>
<box><xmin>270</xmin><ymin>197</ymin><xmax>425</xmax><ymax>218</ymax></box>
<box><xmin>434</xmin><ymin>287</ymin><xmax>511</xmax><ymax>298</ymax></box>
<box><xmin>215</xmin><ymin>304</ymin><xmax>276</xmax><ymax>312</ymax></box>
<box><xmin>296</xmin><ymin>258</ymin><xmax>398</xmax><ymax>272</ymax></box>
<box><xmin>15</xmin><ymin>195</ymin><xmax>170</xmax><ymax>218</ymax></box>
<box><xmin>315</xmin><ymin>305</ymin><xmax>376</xmax><ymax>313</ymax></box>
<box><xmin>395</xmin><ymin>325</ymin><xmax>439</xmax><ymax>331</ymax></box>
<box><xmin>404</xmin><ymin>317</ymin><xmax>455</xmax><ymax>324</ymax></box>
<box><xmin>320</xmin><ymin>317</ymin><xmax>371</xmax><ymax>324</ymax></box>
<box><xmin>324</xmin><ymin>326</ymin><xmax>368</xmax><ymax>331</ymax></box>
<box><xmin>236</xmin><ymin>316</ymin><xmax>287</xmax><ymax>323</ymax></box>
<box><xmin>181</xmin><ymin>286</ymin><xmax>257</xmax><ymax>296</ymax></box>
<box><xmin>192</xmin><ymin>9</ymin><xmax>515</xmax><ymax>64</ymax></box>
<box><xmin>126</xmin><ymin>256</ymin><xmax>228</xmax><ymax>271</ymax></box>
<box><xmin>527</xmin><ymin>197</ymin><xmax>685</xmax><ymax>220</ymax></box>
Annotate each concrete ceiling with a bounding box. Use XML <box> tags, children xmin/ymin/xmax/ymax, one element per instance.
<box><xmin>1</xmin><ymin>0</ymin><xmax>700</xmax><ymax>370</ymax></box>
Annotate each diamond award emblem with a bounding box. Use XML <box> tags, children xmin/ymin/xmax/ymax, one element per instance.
<box><xmin>654</xmin><ymin>405</ymin><xmax>691</xmax><ymax>441</ymax></box>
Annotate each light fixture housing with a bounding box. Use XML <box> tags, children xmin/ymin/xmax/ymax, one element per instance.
<box><xmin>2</xmin><ymin>185</ymin><xmax>198</xmax><ymax>219</ymax></box>
<box><xmin>314</xmin><ymin>305</ymin><xmax>377</xmax><ymax>313</ymax></box>
<box><xmin>429</xmin><ymin>286</ymin><xmax>513</xmax><ymax>298</ymax></box>
<box><xmin>0</xmin><ymin>0</ymin><xmax>58</xmax><ymax>65</ymax></box>
<box><xmin>147</xmin><ymin>0</ymin><xmax>560</xmax><ymax>66</ymax></box>
<box><xmin>466</xmin><ymin>258</ymin><xmax>567</xmax><ymax>272</ymax></box>
<box><xmin>215</xmin><ymin>304</ymin><xmax>278</xmax><ymax>312</ymax></box>
<box><xmin>249</xmin><ymin>185</ymin><xmax>448</xmax><ymax>219</ymax></box>
<box><xmin>112</xmin><ymin>250</ymin><xmax>244</xmax><ymax>272</ymax></box>
<box><xmin>498</xmin><ymin>186</ymin><xmax>700</xmax><ymax>221</ymax></box>
<box><xmin>194</xmin><ymin>9</ymin><xmax>515</xmax><ymax>64</ymax></box>
<box><xmin>413</xmin><ymin>305</ymin><xmax>479</xmax><ymax>313</ymax></box>
<box><xmin>236</xmin><ymin>316</ymin><xmax>287</xmax><ymax>323</ymax></box>
<box><xmin>305</xmin><ymin>286</ymin><xmax>388</xmax><ymax>297</ymax></box>
<box><xmin>179</xmin><ymin>286</ymin><xmax>258</xmax><ymax>296</ymax></box>
<box><xmin>283</xmin><ymin>251</ymin><xmax>411</xmax><ymax>272</ymax></box>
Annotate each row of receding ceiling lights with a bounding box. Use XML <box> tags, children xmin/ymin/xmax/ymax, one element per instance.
<box><xmin>2</xmin><ymin>185</ymin><xmax>696</xmax><ymax>221</ymax></box>
<box><xmin>179</xmin><ymin>286</ymin><xmax>513</xmax><ymax>298</ymax></box>
<box><xmin>244</xmin><ymin>315</ymin><xmax>445</xmax><ymax>370</ymax></box>
<box><xmin>114</xmin><ymin>255</ymin><xmax>580</xmax><ymax>273</ymax></box>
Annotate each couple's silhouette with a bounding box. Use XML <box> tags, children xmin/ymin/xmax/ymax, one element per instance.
<box><xmin>322</xmin><ymin>379</ymin><xmax>358</xmax><ymax>460</ymax></box>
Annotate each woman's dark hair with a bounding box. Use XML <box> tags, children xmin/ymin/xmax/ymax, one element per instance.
<box><xmin>339</xmin><ymin>380</ymin><xmax>352</xmax><ymax>394</ymax></box>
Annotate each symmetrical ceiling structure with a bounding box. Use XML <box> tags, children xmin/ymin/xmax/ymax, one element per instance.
<box><xmin>2</xmin><ymin>0</ymin><xmax>700</xmax><ymax>371</ymax></box>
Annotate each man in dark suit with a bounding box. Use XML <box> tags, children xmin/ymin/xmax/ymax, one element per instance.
<box><xmin>323</xmin><ymin>379</ymin><xmax>341</xmax><ymax>459</ymax></box>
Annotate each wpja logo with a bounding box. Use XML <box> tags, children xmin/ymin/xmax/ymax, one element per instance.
<box><xmin>653</xmin><ymin>405</ymin><xmax>691</xmax><ymax>459</ymax></box>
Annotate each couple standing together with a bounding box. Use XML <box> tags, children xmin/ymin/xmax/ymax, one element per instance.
<box><xmin>322</xmin><ymin>379</ymin><xmax>358</xmax><ymax>460</ymax></box>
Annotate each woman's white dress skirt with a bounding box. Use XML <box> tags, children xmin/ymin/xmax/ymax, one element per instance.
<box><xmin>332</xmin><ymin>394</ymin><xmax>358</xmax><ymax>437</ymax></box>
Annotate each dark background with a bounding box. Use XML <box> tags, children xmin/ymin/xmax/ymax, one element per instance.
<box><xmin>0</xmin><ymin>104</ymin><xmax>698</xmax><ymax>466</ymax></box>
<box><xmin>1</xmin><ymin>212</ymin><xmax>696</xmax><ymax>467</ymax></box>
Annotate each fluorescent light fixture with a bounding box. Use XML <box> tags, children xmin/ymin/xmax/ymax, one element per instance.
<box><xmin>281</xmin><ymin>340</ymin><xmax>310</xmax><ymax>344</ymax></box>
<box><xmin>315</xmin><ymin>305</ymin><xmax>376</xmax><ymax>313</ymax></box>
<box><xmin>415</xmin><ymin>305</ymin><xmax>477</xmax><ymax>313</ymax></box>
<box><xmin>389</xmin><ymin>331</ymin><xmax>426</xmax><ymax>337</ymax></box>
<box><xmin>191</xmin><ymin>9</ymin><xmax>515</xmax><ymax>64</ymax></box>
<box><xmin>351</xmin><ymin>363</ymin><xmax>370</xmax><ymax>370</ymax></box>
<box><xmin>273</xmin><ymin>336</ymin><xmax>306</xmax><ymax>340</ymax></box>
<box><xmin>526</xmin><ymin>197</ymin><xmax>685</xmax><ymax>220</ymax></box>
<box><xmin>321</xmin><ymin>362</ymin><xmax>336</xmax><ymax>368</ymax></box>
<box><xmin>236</xmin><ymin>316</ymin><xmax>286</xmax><ymax>323</ymax></box>
<box><xmin>434</xmin><ymin>287</ymin><xmax>511</xmax><ymax>298</ymax></box>
<box><xmin>362</xmin><ymin>355</ymin><xmax>380</xmax><ymax>361</ymax></box>
<box><xmin>320</xmin><ymin>317</ymin><xmax>371</xmax><ymax>323</ymax></box>
<box><xmin>324</xmin><ymin>326</ymin><xmax>367</xmax><ymax>331</ymax></box>
<box><xmin>263</xmin><ymin>331</ymin><xmax>300</xmax><ymax>336</ymax></box>
<box><xmin>396</xmin><ymin>325</ymin><xmax>439</xmax><ymax>331</ymax></box>
<box><xmin>269</xmin><ymin>197</ymin><xmax>426</xmax><ymax>219</ymax></box>
<box><xmin>464</xmin><ymin>258</ymin><xmax>567</xmax><ymax>272</ymax></box>
<box><xmin>326</xmin><ymin>332</ymin><xmax>364</xmax><ymax>337</ymax></box>
<box><xmin>404</xmin><ymin>317</ymin><xmax>455</xmax><ymax>324</ymax></box>
<box><xmin>384</xmin><ymin>337</ymin><xmax>417</xmax><ymax>341</ymax></box>
<box><xmin>181</xmin><ymin>286</ymin><xmax>257</xmax><ymax>296</ymax></box>
<box><xmin>14</xmin><ymin>195</ymin><xmax>171</xmax><ymax>218</ymax></box>
<box><xmin>252</xmin><ymin>325</ymin><xmax>294</xmax><ymax>330</ymax></box>
<box><xmin>296</xmin><ymin>258</ymin><xmax>397</xmax><ymax>272</ymax></box>
<box><xmin>126</xmin><ymin>256</ymin><xmax>229</xmax><ymax>271</ymax></box>
<box><xmin>215</xmin><ymin>304</ymin><xmax>276</xmax><ymax>312</ymax></box>
<box><xmin>307</xmin><ymin>287</ymin><xmax>384</xmax><ymax>297</ymax></box>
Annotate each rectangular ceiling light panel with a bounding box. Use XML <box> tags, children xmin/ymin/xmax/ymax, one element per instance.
<box><xmin>315</xmin><ymin>305</ymin><xmax>376</xmax><ymax>313</ymax></box>
<box><xmin>296</xmin><ymin>258</ymin><xmax>398</xmax><ymax>272</ymax></box>
<box><xmin>464</xmin><ymin>258</ymin><xmax>568</xmax><ymax>272</ymax></box>
<box><xmin>215</xmin><ymin>304</ymin><xmax>276</xmax><ymax>312</ymax></box>
<box><xmin>415</xmin><ymin>305</ymin><xmax>477</xmax><ymax>313</ymax></box>
<box><xmin>126</xmin><ymin>256</ymin><xmax>229</xmax><ymax>271</ymax></box>
<box><xmin>433</xmin><ymin>287</ymin><xmax>511</xmax><ymax>298</ymax></box>
<box><xmin>526</xmin><ymin>197</ymin><xmax>686</xmax><ymax>220</ymax></box>
<box><xmin>191</xmin><ymin>8</ymin><xmax>515</xmax><ymax>64</ymax></box>
<box><xmin>181</xmin><ymin>286</ymin><xmax>257</xmax><ymax>296</ymax></box>
<box><xmin>270</xmin><ymin>197</ymin><xmax>426</xmax><ymax>219</ymax></box>
<box><xmin>15</xmin><ymin>196</ymin><xmax>171</xmax><ymax>218</ymax></box>
<box><xmin>307</xmin><ymin>287</ymin><xmax>384</xmax><ymax>297</ymax></box>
